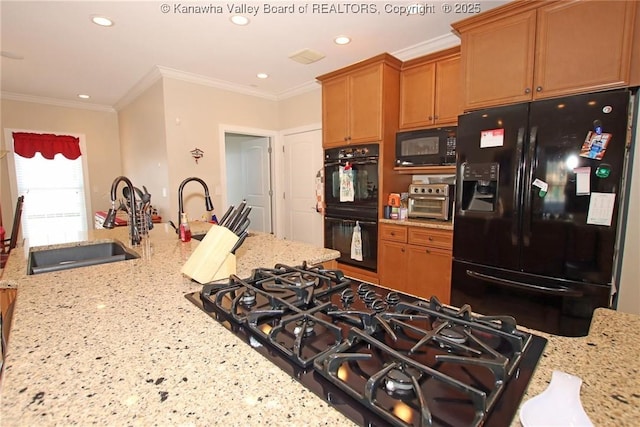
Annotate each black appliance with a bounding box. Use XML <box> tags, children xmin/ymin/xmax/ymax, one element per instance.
<box><xmin>324</xmin><ymin>144</ymin><xmax>379</xmax><ymax>271</ymax></box>
<box><xmin>395</xmin><ymin>127</ymin><xmax>456</xmax><ymax>167</ymax></box>
<box><xmin>185</xmin><ymin>263</ymin><xmax>547</xmax><ymax>427</ymax></box>
<box><xmin>452</xmin><ymin>89</ymin><xmax>632</xmax><ymax>337</ymax></box>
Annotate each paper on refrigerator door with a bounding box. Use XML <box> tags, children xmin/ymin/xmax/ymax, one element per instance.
<box><xmin>587</xmin><ymin>192</ymin><xmax>616</xmax><ymax>226</ymax></box>
<box><xmin>480</xmin><ymin>128</ymin><xmax>504</xmax><ymax>148</ymax></box>
<box><xmin>575</xmin><ymin>167</ymin><xmax>591</xmax><ymax>195</ymax></box>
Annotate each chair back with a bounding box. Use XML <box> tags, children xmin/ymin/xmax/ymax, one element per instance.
<box><xmin>7</xmin><ymin>196</ymin><xmax>24</xmax><ymax>252</ymax></box>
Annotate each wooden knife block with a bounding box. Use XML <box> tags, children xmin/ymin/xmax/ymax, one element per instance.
<box><xmin>181</xmin><ymin>224</ymin><xmax>239</xmax><ymax>284</ymax></box>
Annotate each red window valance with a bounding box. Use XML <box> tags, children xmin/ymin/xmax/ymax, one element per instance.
<box><xmin>12</xmin><ymin>132</ymin><xmax>81</xmax><ymax>160</ymax></box>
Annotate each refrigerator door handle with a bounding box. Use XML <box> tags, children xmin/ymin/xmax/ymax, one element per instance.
<box><xmin>512</xmin><ymin>127</ymin><xmax>526</xmax><ymax>246</ymax></box>
<box><xmin>523</xmin><ymin>126</ymin><xmax>538</xmax><ymax>247</ymax></box>
<box><xmin>466</xmin><ymin>270</ymin><xmax>584</xmax><ymax>297</ymax></box>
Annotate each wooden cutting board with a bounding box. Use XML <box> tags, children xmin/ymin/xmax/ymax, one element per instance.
<box><xmin>181</xmin><ymin>224</ymin><xmax>239</xmax><ymax>284</ymax></box>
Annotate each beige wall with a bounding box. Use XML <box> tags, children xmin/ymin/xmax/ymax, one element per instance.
<box><xmin>161</xmin><ymin>78</ymin><xmax>279</xmax><ymax>224</ymax></box>
<box><xmin>616</xmin><ymin>104</ymin><xmax>640</xmax><ymax>314</ymax></box>
<box><xmin>118</xmin><ymin>80</ymin><xmax>170</xmax><ymax>220</ymax></box>
<box><xmin>0</xmin><ymin>99</ymin><xmax>121</xmax><ymax>229</ymax></box>
<box><xmin>278</xmin><ymin>87</ymin><xmax>322</xmax><ymax>130</ymax></box>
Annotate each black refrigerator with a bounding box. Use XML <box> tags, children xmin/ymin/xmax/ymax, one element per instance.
<box><xmin>451</xmin><ymin>89</ymin><xmax>632</xmax><ymax>337</ymax></box>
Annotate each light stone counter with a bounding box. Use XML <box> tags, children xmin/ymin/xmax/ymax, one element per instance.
<box><xmin>379</xmin><ymin>218</ymin><xmax>454</xmax><ymax>231</ymax></box>
<box><xmin>1</xmin><ymin>223</ymin><xmax>638</xmax><ymax>426</ymax></box>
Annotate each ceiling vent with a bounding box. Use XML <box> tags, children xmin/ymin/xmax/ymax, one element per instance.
<box><xmin>288</xmin><ymin>48</ymin><xmax>325</xmax><ymax>65</ymax></box>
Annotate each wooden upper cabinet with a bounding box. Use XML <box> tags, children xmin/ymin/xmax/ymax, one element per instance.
<box><xmin>321</xmin><ymin>77</ymin><xmax>349</xmax><ymax>147</ymax></box>
<box><xmin>399</xmin><ymin>47</ymin><xmax>461</xmax><ymax>129</ymax></box>
<box><xmin>534</xmin><ymin>0</ymin><xmax>636</xmax><ymax>99</ymax></box>
<box><xmin>455</xmin><ymin>5</ymin><xmax>537</xmax><ymax>110</ymax></box>
<box><xmin>318</xmin><ymin>54</ymin><xmax>401</xmax><ymax>148</ymax></box>
<box><xmin>453</xmin><ymin>0</ymin><xmax>637</xmax><ymax>111</ymax></box>
<box><xmin>399</xmin><ymin>60</ymin><xmax>436</xmax><ymax>129</ymax></box>
<box><xmin>433</xmin><ymin>55</ymin><xmax>462</xmax><ymax>126</ymax></box>
<box><xmin>349</xmin><ymin>65</ymin><xmax>384</xmax><ymax>144</ymax></box>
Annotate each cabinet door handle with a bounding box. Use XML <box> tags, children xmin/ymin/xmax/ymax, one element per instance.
<box><xmin>434</xmin><ymin>115</ymin><xmax>438</xmax><ymax>120</ymax></box>
<box><xmin>425</xmin><ymin>249</ymin><xmax>431</xmax><ymax>254</ymax></box>
<box><xmin>401</xmin><ymin>247</ymin><xmax>405</xmax><ymax>253</ymax></box>
<box><xmin>428</xmin><ymin>236</ymin><xmax>433</xmax><ymax>241</ymax></box>
<box><xmin>390</xmin><ymin>232</ymin><xmax>395</xmax><ymax>236</ymax></box>
<box><xmin>536</xmin><ymin>86</ymin><xmax>543</xmax><ymax>92</ymax></box>
<box><xmin>525</xmin><ymin>88</ymin><xmax>531</xmax><ymax>94</ymax></box>
<box><xmin>428</xmin><ymin>115</ymin><xmax>433</xmax><ymax>120</ymax></box>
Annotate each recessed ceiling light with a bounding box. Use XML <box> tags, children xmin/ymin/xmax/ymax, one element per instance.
<box><xmin>334</xmin><ymin>36</ymin><xmax>351</xmax><ymax>45</ymax></box>
<box><xmin>78</xmin><ymin>94</ymin><xmax>90</xmax><ymax>99</ymax></box>
<box><xmin>230</xmin><ymin>15</ymin><xmax>249</xmax><ymax>25</ymax></box>
<box><xmin>91</xmin><ymin>15</ymin><xmax>114</xmax><ymax>27</ymax></box>
<box><xmin>257</xmin><ymin>73</ymin><xmax>269</xmax><ymax>79</ymax></box>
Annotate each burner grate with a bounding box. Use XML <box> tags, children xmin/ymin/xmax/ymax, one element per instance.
<box><xmin>186</xmin><ymin>263</ymin><xmax>547</xmax><ymax>427</ymax></box>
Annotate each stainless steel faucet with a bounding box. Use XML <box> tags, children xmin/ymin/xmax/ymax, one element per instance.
<box><xmin>176</xmin><ymin>177</ymin><xmax>214</xmax><ymax>235</ymax></box>
<box><xmin>103</xmin><ymin>176</ymin><xmax>141</xmax><ymax>245</ymax></box>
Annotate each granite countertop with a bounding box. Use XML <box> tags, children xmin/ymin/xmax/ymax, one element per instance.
<box><xmin>379</xmin><ymin>218</ymin><xmax>454</xmax><ymax>231</ymax></box>
<box><xmin>1</xmin><ymin>223</ymin><xmax>638</xmax><ymax>426</ymax></box>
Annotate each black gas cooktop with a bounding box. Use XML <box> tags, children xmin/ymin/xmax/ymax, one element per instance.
<box><xmin>185</xmin><ymin>263</ymin><xmax>546</xmax><ymax>427</ymax></box>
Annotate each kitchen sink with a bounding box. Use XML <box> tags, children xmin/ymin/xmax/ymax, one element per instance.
<box><xmin>27</xmin><ymin>241</ymin><xmax>140</xmax><ymax>275</ymax></box>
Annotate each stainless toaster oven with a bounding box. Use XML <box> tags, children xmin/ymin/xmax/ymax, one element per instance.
<box><xmin>408</xmin><ymin>183</ymin><xmax>453</xmax><ymax>221</ymax></box>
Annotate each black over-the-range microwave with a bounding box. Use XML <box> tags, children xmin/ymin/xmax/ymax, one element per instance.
<box><xmin>395</xmin><ymin>126</ymin><xmax>457</xmax><ymax>166</ymax></box>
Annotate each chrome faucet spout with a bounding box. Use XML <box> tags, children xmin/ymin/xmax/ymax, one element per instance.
<box><xmin>104</xmin><ymin>176</ymin><xmax>140</xmax><ymax>245</ymax></box>
<box><xmin>177</xmin><ymin>177</ymin><xmax>214</xmax><ymax>234</ymax></box>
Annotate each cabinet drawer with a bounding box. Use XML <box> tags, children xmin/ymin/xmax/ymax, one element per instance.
<box><xmin>379</xmin><ymin>223</ymin><xmax>407</xmax><ymax>243</ymax></box>
<box><xmin>408</xmin><ymin>227</ymin><xmax>452</xmax><ymax>249</ymax></box>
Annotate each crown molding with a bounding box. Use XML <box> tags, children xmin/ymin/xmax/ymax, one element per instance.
<box><xmin>277</xmin><ymin>33</ymin><xmax>461</xmax><ymax>99</ymax></box>
<box><xmin>0</xmin><ymin>91</ymin><xmax>116</xmax><ymax>113</ymax></box>
<box><xmin>391</xmin><ymin>32</ymin><xmax>461</xmax><ymax>61</ymax></box>
<box><xmin>159</xmin><ymin>66</ymin><xmax>279</xmax><ymax>101</ymax></box>
<box><xmin>275</xmin><ymin>80</ymin><xmax>321</xmax><ymax>100</ymax></box>
<box><xmin>113</xmin><ymin>66</ymin><xmax>163</xmax><ymax>111</ymax></box>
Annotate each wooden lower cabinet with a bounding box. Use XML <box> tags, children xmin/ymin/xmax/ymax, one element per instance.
<box><xmin>378</xmin><ymin>240</ymin><xmax>408</xmax><ymax>293</ymax></box>
<box><xmin>405</xmin><ymin>244</ymin><xmax>452</xmax><ymax>304</ymax></box>
<box><xmin>379</xmin><ymin>223</ymin><xmax>452</xmax><ymax>303</ymax></box>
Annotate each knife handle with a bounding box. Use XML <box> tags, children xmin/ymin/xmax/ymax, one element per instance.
<box><xmin>218</xmin><ymin>205</ymin><xmax>234</xmax><ymax>226</ymax></box>
<box><xmin>230</xmin><ymin>231</ymin><xmax>248</xmax><ymax>254</ymax></box>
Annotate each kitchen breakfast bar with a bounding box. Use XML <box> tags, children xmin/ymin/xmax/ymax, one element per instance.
<box><xmin>0</xmin><ymin>223</ymin><xmax>638</xmax><ymax>426</ymax></box>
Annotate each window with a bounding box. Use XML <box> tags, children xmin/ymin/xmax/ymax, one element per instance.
<box><xmin>9</xmin><ymin>132</ymin><xmax>89</xmax><ymax>246</ymax></box>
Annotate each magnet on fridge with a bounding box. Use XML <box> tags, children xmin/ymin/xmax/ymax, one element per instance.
<box><xmin>595</xmin><ymin>164</ymin><xmax>612</xmax><ymax>178</ymax></box>
<box><xmin>532</xmin><ymin>178</ymin><xmax>548</xmax><ymax>197</ymax></box>
<box><xmin>593</xmin><ymin>119</ymin><xmax>603</xmax><ymax>135</ymax></box>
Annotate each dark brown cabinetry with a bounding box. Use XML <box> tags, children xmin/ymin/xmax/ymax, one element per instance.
<box><xmin>399</xmin><ymin>46</ymin><xmax>462</xmax><ymax>129</ymax></box>
<box><xmin>453</xmin><ymin>0</ymin><xmax>637</xmax><ymax>111</ymax></box>
<box><xmin>379</xmin><ymin>223</ymin><xmax>452</xmax><ymax>303</ymax></box>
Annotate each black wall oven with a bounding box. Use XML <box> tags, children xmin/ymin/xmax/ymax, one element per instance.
<box><xmin>324</xmin><ymin>144</ymin><xmax>379</xmax><ymax>271</ymax></box>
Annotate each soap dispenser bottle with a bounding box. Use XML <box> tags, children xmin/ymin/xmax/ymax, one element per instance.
<box><xmin>179</xmin><ymin>212</ymin><xmax>191</xmax><ymax>242</ymax></box>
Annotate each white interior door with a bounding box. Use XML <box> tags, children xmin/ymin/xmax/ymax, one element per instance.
<box><xmin>283</xmin><ymin>129</ymin><xmax>323</xmax><ymax>246</ymax></box>
<box><xmin>241</xmin><ymin>137</ymin><xmax>272</xmax><ymax>233</ymax></box>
